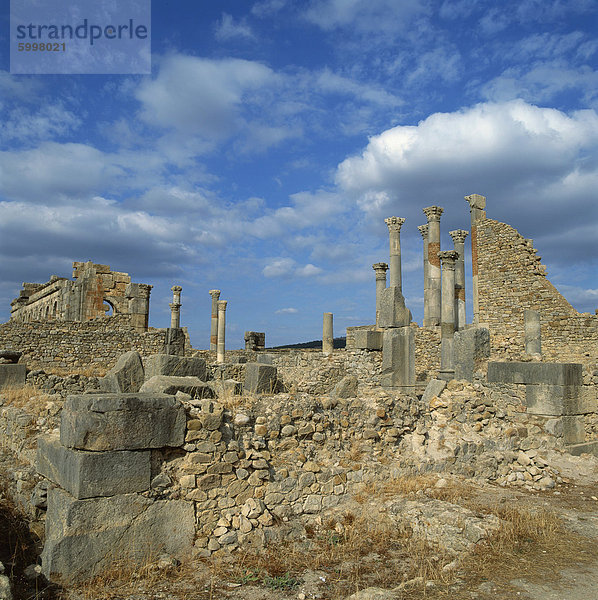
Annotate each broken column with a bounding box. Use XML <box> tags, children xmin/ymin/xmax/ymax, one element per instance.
<box><xmin>322</xmin><ymin>312</ymin><xmax>333</xmax><ymax>355</ymax></box>
<box><xmin>384</xmin><ymin>217</ymin><xmax>405</xmax><ymax>290</ymax></box>
<box><xmin>438</xmin><ymin>250</ymin><xmax>458</xmax><ymax>381</ymax></box>
<box><xmin>449</xmin><ymin>229</ymin><xmax>468</xmax><ymax>330</ymax></box>
<box><xmin>524</xmin><ymin>309</ymin><xmax>542</xmax><ymax>357</ymax></box>
<box><xmin>417</xmin><ymin>224</ymin><xmax>429</xmax><ymax>326</ymax></box>
<box><xmin>209</xmin><ymin>290</ymin><xmax>220</xmax><ymax>351</ymax></box>
<box><xmin>169</xmin><ymin>286</ymin><xmax>182</xmax><ymax>328</ymax></box>
<box><xmin>422</xmin><ymin>206</ymin><xmax>444</xmax><ymax>326</ymax></box>
<box><xmin>465</xmin><ymin>194</ymin><xmax>486</xmax><ymax>325</ymax></box>
<box><xmin>217</xmin><ymin>300</ymin><xmax>227</xmax><ymax>364</ymax></box>
<box><xmin>372</xmin><ymin>262</ymin><xmax>388</xmax><ymax>327</ymax></box>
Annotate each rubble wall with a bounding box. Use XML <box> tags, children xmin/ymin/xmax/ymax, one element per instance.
<box><xmin>476</xmin><ymin>218</ymin><xmax>598</xmax><ymax>367</ymax></box>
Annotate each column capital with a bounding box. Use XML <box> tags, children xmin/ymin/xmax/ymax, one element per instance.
<box><xmin>169</xmin><ymin>302</ymin><xmax>180</xmax><ymax>310</ymax></box>
<box><xmin>438</xmin><ymin>250</ymin><xmax>459</xmax><ymax>269</ymax></box>
<box><xmin>372</xmin><ymin>262</ymin><xmax>388</xmax><ymax>273</ymax></box>
<box><xmin>449</xmin><ymin>229</ymin><xmax>469</xmax><ymax>244</ymax></box>
<box><xmin>417</xmin><ymin>224</ymin><xmax>429</xmax><ymax>238</ymax></box>
<box><xmin>384</xmin><ymin>216</ymin><xmax>405</xmax><ymax>232</ymax></box>
<box><xmin>464</xmin><ymin>194</ymin><xmax>486</xmax><ymax>210</ymax></box>
<box><xmin>217</xmin><ymin>300</ymin><xmax>228</xmax><ymax>311</ymax></box>
<box><xmin>137</xmin><ymin>284</ymin><xmax>153</xmax><ymax>296</ymax></box>
<box><xmin>209</xmin><ymin>289</ymin><xmax>221</xmax><ymax>299</ymax></box>
<box><xmin>422</xmin><ymin>206</ymin><xmax>444</xmax><ymax>221</ymax></box>
<box><xmin>171</xmin><ymin>285</ymin><xmax>182</xmax><ymax>293</ymax></box>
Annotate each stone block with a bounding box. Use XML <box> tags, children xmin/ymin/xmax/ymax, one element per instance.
<box><xmin>454</xmin><ymin>327</ymin><xmax>490</xmax><ymax>381</ymax></box>
<box><xmin>0</xmin><ymin>364</ymin><xmax>27</xmax><ymax>390</ymax></box>
<box><xmin>422</xmin><ymin>379</ymin><xmax>446</xmax><ymax>404</ymax></box>
<box><xmin>210</xmin><ymin>379</ymin><xmax>242</xmax><ymax>398</ymax></box>
<box><xmin>60</xmin><ymin>393</ymin><xmax>186</xmax><ymax>451</ymax></box>
<box><xmin>562</xmin><ymin>416</ymin><xmax>585</xmax><ymax>444</ymax></box>
<box><xmin>244</xmin><ymin>363</ymin><xmax>277</xmax><ymax>394</ymax></box>
<box><xmin>139</xmin><ymin>376</ymin><xmax>214</xmax><ymax>398</ymax></box>
<box><xmin>331</xmin><ymin>375</ymin><xmax>359</xmax><ymax>399</ymax></box>
<box><xmin>41</xmin><ymin>488</ymin><xmax>194</xmax><ymax>583</ymax></box>
<box><xmin>380</xmin><ymin>327</ymin><xmax>415</xmax><ymax>389</ymax></box>
<box><xmin>143</xmin><ymin>355</ymin><xmax>206</xmax><ymax>381</ymax></box>
<box><xmin>565</xmin><ymin>441</ymin><xmax>598</xmax><ymax>457</ymax></box>
<box><xmin>164</xmin><ymin>327</ymin><xmax>185</xmax><ymax>356</ymax></box>
<box><xmin>378</xmin><ymin>287</ymin><xmax>412</xmax><ymax>328</ymax></box>
<box><xmin>99</xmin><ymin>351</ymin><xmax>144</xmax><ymax>393</ymax></box>
<box><xmin>525</xmin><ymin>384</ymin><xmax>586</xmax><ymax>416</ymax></box>
<box><xmin>257</xmin><ymin>354</ymin><xmax>275</xmax><ymax>365</ymax></box>
<box><xmin>37</xmin><ymin>435</ymin><xmax>150</xmax><ymax>499</ymax></box>
<box><xmin>353</xmin><ymin>330</ymin><xmax>383</xmax><ymax>350</ymax></box>
<box><xmin>487</xmin><ymin>362</ymin><xmax>582</xmax><ymax>386</ymax></box>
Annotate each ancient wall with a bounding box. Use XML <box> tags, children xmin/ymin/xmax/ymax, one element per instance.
<box><xmin>0</xmin><ymin>315</ymin><xmax>171</xmax><ymax>371</ymax></box>
<box><xmin>476</xmin><ymin>218</ymin><xmax>598</xmax><ymax>367</ymax></box>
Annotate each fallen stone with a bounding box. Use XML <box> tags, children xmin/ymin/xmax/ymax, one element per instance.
<box><xmin>99</xmin><ymin>351</ymin><xmax>144</xmax><ymax>393</ymax></box>
<box><xmin>422</xmin><ymin>379</ymin><xmax>446</xmax><ymax>404</ymax></box>
<box><xmin>331</xmin><ymin>375</ymin><xmax>359</xmax><ymax>399</ymax></box>
<box><xmin>346</xmin><ymin>588</ymin><xmax>396</xmax><ymax>600</ymax></box>
<box><xmin>143</xmin><ymin>355</ymin><xmax>206</xmax><ymax>381</ymax></box>
<box><xmin>140</xmin><ymin>376</ymin><xmax>214</xmax><ymax>399</ymax></box>
<box><xmin>60</xmin><ymin>393</ymin><xmax>186</xmax><ymax>451</ymax></box>
<box><xmin>244</xmin><ymin>363</ymin><xmax>277</xmax><ymax>394</ymax></box>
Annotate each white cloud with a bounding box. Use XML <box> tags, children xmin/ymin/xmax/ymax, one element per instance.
<box><xmin>275</xmin><ymin>307</ymin><xmax>299</xmax><ymax>314</ymax></box>
<box><xmin>214</xmin><ymin>13</ymin><xmax>256</xmax><ymax>41</ymax></box>
<box><xmin>296</xmin><ymin>263</ymin><xmax>323</xmax><ymax>277</ymax></box>
<box><xmin>262</xmin><ymin>257</ymin><xmax>296</xmax><ymax>278</ymax></box>
<box><xmin>0</xmin><ymin>105</ymin><xmax>81</xmax><ymax>143</ymax></box>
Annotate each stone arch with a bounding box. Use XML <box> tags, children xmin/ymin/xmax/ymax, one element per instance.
<box><xmin>103</xmin><ymin>298</ymin><xmax>115</xmax><ymax>316</ymax></box>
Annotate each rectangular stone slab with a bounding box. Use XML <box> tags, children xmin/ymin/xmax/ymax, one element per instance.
<box><xmin>378</xmin><ymin>287</ymin><xmax>412</xmax><ymax>328</ymax></box>
<box><xmin>60</xmin><ymin>393</ymin><xmax>185</xmax><ymax>451</ymax></box>
<box><xmin>380</xmin><ymin>326</ymin><xmax>415</xmax><ymax>388</ymax></box>
<box><xmin>525</xmin><ymin>384</ymin><xmax>585</xmax><ymax>416</ymax></box>
<box><xmin>0</xmin><ymin>364</ymin><xmax>27</xmax><ymax>390</ymax></box>
<box><xmin>244</xmin><ymin>363</ymin><xmax>277</xmax><ymax>393</ymax></box>
<box><xmin>37</xmin><ymin>435</ymin><xmax>150</xmax><ymax>499</ymax></box>
<box><xmin>354</xmin><ymin>330</ymin><xmax>383</xmax><ymax>350</ymax></box>
<box><xmin>41</xmin><ymin>488</ymin><xmax>195</xmax><ymax>583</ymax></box>
<box><xmin>143</xmin><ymin>354</ymin><xmax>207</xmax><ymax>381</ymax></box>
<box><xmin>487</xmin><ymin>362</ymin><xmax>582</xmax><ymax>386</ymax></box>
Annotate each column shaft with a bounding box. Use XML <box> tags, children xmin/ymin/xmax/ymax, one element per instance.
<box><xmin>373</xmin><ymin>263</ymin><xmax>388</xmax><ymax>327</ymax></box>
<box><xmin>384</xmin><ymin>217</ymin><xmax>405</xmax><ymax>291</ymax></box>
<box><xmin>438</xmin><ymin>251</ymin><xmax>458</xmax><ymax>380</ymax></box>
<box><xmin>322</xmin><ymin>312</ymin><xmax>333</xmax><ymax>355</ymax></box>
<box><xmin>217</xmin><ymin>300</ymin><xmax>227</xmax><ymax>363</ymax></box>
<box><xmin>418</xmin><ymin>225</ymin><xmax>429</xmax><ymax>326</ymax></box>
<box><xmin>465</xmin><ymin>194</ymin><xmax>486</xmax><ymax>325</ymax></box>
<box><xmin>423</xmin><ymin>207</ymin><xmax>443</xmax><ymax>326</ymax></box>
<box><xmin>209</xmin><ymin>290</ymin><xmax>220</xmax><ymax>351</ymax></box>
<box><xmin>449</xmin><ymin>230</ymin><xmax>468</xmax><ymax>330</ymax></box>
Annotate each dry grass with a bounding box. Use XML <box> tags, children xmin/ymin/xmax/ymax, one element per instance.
<box><xmin>0</xmin><ymin>384</ymin><xmax>54</xmax><ymax>415</ymax></box>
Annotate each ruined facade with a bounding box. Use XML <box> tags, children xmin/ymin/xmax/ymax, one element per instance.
<box><xmin>9</xmin><ymin>261</ymin><xmax>152</xmax><ymax>332</ymax></box>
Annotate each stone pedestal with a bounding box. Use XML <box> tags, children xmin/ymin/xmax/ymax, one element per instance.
<box><xmin>217</xmin><ymin>300</ymin><xmax>227</xmax><ymax>364</ymax></box>
<box><xmin>438</xmin><ymin>250</ymin><xmax>458</xmax><ymax>381</ymax></box>
<box><xmin>449</xmin><ymin>230</ymin><xmax>468</xmax><ymax>330</ymax></box>
<box><xmin>209</xmin><ymin>290</ymin><xmax>220</xmax><ymax>351</ymax></box>
<box><xmin>465</xmin><ymin>194</ymin><xmax>486</xmax><ymax>325</ymax></box>
<box><xmin>322</xmin><ymin>312</ymin><xmax>333</xmax><ymax>355</ymax></box>
<box><xmin>524</xmin><ymin>309</ymin><xmax>541</xmax><ymax>357</ymax></box>
<box><xmin>169</xmin><ymin>286</ymin><xmax>182</xmax><ymax>328</ymax></box>
<box><xmin>417</xmin><ymin>224</ymin><xmax>429</xmax><ymax>326</ymax></box>
<box><xmin>380</xmin><ymin>327</ymin><xmax>415</xmax><ymax>389</ymax></box>
<box><xmin>372</xmin><ymin>262</ymin><xmax>388</xmax><ymax>327</ymax></box>
<box><xmin>423</xmin><ymin>206</ymin><xmax>443</xmax><ymax>326</ymax></box>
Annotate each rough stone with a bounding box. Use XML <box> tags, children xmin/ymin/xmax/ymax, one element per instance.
<box><xmin>41</xmin><ymin>488</ymin><xmax>194</xmax><ymax>583</ymax></box>
<box><xmin>99</xmin><ymin>351</ymin><xmax>144</xmax><ymax>393</ymax></box>
<box><xmin>60</xmin><ymin>393</ymin><xmax>186</xmax><ymax>451</ymax></box>
<box><xmin>37</xmin><ymin>435</ymin><xmax>150</xmax><ymax>499</ymax></box>
<box><xmin>331</xmin><ymin>375</ymin><xmax>359</xmax><ymax>399</ymax></box>
<box><xmin>0</xmin><ymin>364</ymin><xmax>27</xmax><ymax>390</ymax></box>
<box><xmin>140</xmin><ymin>376</ymin><xmax>214</xmax><ymax>398</ymax></box>
<box><xmin>422</xmin><ymin>379</ymin><xmax>447</xmax><ymax>404</ymax></box>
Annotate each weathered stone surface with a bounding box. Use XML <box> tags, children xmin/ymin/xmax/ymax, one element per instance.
<box><xmin>422</xmin><ymin>378</ymin><xmax>446</xmax><ymax>404</ymax></box>
<box><xmin>210</xmin><ymin>379</ymin><xmax>242</xmax><ymax>398</ymax></box>
<box><xmin>244</xmin><ymin>363</ymin><xmax>277</xmax><ymax>394</ymax></box>
<box><xmin>0</xmin><ymin>349</ymin><xmax>21</xmax><ymax>363</ymax></box>
<box><xmin>60</xmin><ymin>393</ymin><xmax>185</xmax><ymax>451</ymax></box>
<box><xmin>346</xmin><ymin>588</ymin><xmax>396</xmax><ymax>600</ymax></box>
<box><xmin>256</xmin><ymin>354</ymin><xmax>274</xmax><ymax>365</ymax></box>
<box><xmin>353</xmin><ymin>330</ymin><xmax>383</xmax><ymax>350</ymax></box>
<box><xmin>331</xmin><ymin>375</ymin><xmax>359</xmax><ymax>399</ymax></box>
<box><xmin>525</xmin><ymin>384</ymin><xmax>586</xmax><ymax>416</ymax></box>
<box><xmin>380</xmin><ymin>327</ymin><xmax>415</xmax><ymax>388</ymax></box>
<box><xmin>0</xmin><ymin>364</ymin><xmax>26</xmax><ymax>390</ymax></box>
<box><xmin>454</xmin><ymin>327</ymin><xmax>490</xmax><ymax>382</ymax></box>
<box><xmin>378</xmin><ymin>287</ymin><xmax>412</xmax><ymax>328</ymax></box>
<box><xmin>140</xmin><ymin>375</ymin><xmax>214</xmax><ymax>399</ymax></box>
<box><xmin>37</xmin><ymin>435</ymin><xmax>150</xmax><ymax>499</ymax></box>
<box><xmin>562</xmin><ymin>415</ymin><xmax>585</xmax><ymax>444</ymax></box>
<box><xmin>487</xmin><ymin>362</ymin><xmax>582</xmax><ymax>386</ymax></box>
<box><xmin>99</xmin><ymin>351</ymin><xmax>144</xmax><ymax>393</ymax></box>
<box><xmin>566</xmin><ymin>441</ymin><xmax>598</xmax><ymax>457</ymax></box>
<box><xmin>143</xmin><ymin>354</ymin><xmax>206</xmax><ymax>381</ymax></box>
<box><xmin>41</xmin><ymin>488</ymin><xmax>194</xmax><ymax>583</ymax></box>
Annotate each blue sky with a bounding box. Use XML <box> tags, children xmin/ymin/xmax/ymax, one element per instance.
<box><xmin>0</xmin><ymin>0</ymin><xmax>597</xmax><ymax>348</ymax></box>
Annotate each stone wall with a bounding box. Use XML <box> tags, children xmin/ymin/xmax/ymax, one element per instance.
<box><xmin>0</xmin><ymin>316</ymin><xmax>170</xmax><ymax>372</ymax></box>
<box><xmin>476</xmin><ymin>218</ymin><xmax>598</xmax><ymax>367</ymax></box>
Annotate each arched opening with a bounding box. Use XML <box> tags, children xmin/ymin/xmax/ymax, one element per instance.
<box><xmin>52</xmin><ymin>301</ymin><xmax>58</xmax><ymax>319</ymax></box>
<box><xmin>45</xmin><ymin>305</ymin><xmax>50</xmax><ymax>319</ymax></box>
<box><xmin>103</xmin><ymin>299</ymin><xmax>115</xmax><ymax>317</ymax></box>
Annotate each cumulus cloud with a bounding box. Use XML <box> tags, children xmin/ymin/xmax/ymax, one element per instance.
<box><xmin>275</xmin><ymin>307</ymin><xmax>299</xmax><ymax>314</ymax></box>
<box><xmin>262</xmin><ymin>258</ymin><xmax>324</xmax><ymax>278</ymax></box>
<box><xmin>214</xmin><ymin>13</ymin><xmax>256</xmax><ymax>41</ymax></box>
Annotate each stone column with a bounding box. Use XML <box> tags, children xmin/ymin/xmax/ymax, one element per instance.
<box><xmin>449</xmin><ymin>230</ymin><xmax>468</xmax><ymax>330</ymax></box>
<box><xmin>384</xmin><ymin>217</ymin><xmax>406</xmax><ymax>291</ymax></box>
<box><xmin>465</xmin><ymin>194</ymin><xmax>486</xmax><ymax>325</ymax></box>
<box><xmin>423</xmin><ymin>206</ymin><xmax>444</xmax><ymax>326</ymax></box>
<box><xmin>372</xmin><ymin>262</ymin><xmax>388</xmax><ymax>327</ymax></box>
<box><xmin>417</xmin><ymin>224</ymin><xmax>429</xmax><ymax>326</ymax></box>
<box><xmin>322</xmin><ymin>312</ymin><xmax>333</xmax><ymax>355</ymax></box>
<box><xmin>438</xmin><ymin>251</ymin><xmax>458</xmax><ymax>381</ymax></box>
<box><xmin>209</xmin><ymin>290</ymin><xmax>220</xmax><ymax>351</ymax></box>
<box><xmin>169</xmin><ymin>286</ymin><xmax>182</xmax><ymax>328</ymax></box>
<box><xmin>524</xmin><ymin>310</ymin><xmax>541</xmax><ymax>357</ymax></box>
<box><xmin>217</xmin><ymin>300</ymin><xmax>227</xmax><ymax>364</ymax></box>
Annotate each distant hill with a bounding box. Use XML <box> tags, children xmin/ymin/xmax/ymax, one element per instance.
<box><xmin>269</xmin><ymin>336</ymin><xmax>346</xmax><ymax>350</ymax></box>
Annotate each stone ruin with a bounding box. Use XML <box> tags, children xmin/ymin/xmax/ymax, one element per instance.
<box><xmin>10</xmin><ymin>260</ymin><xmax>152</xmax><ymax>332</ymax></box>
<box><xmin>0</xmin><ymin>192</ymin><xmax>597</xmax><ymax>587</ymax></box>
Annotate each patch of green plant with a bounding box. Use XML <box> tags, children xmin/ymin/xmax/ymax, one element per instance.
<box><xmin>237</xmin><ymin>568</ymin><xmax>261</xmax><ymax>584</ymax></box>
<box><xmin>263</xmin><ymin>572</ymin><xmax>300</xmax><ymax>590</ymax></box>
